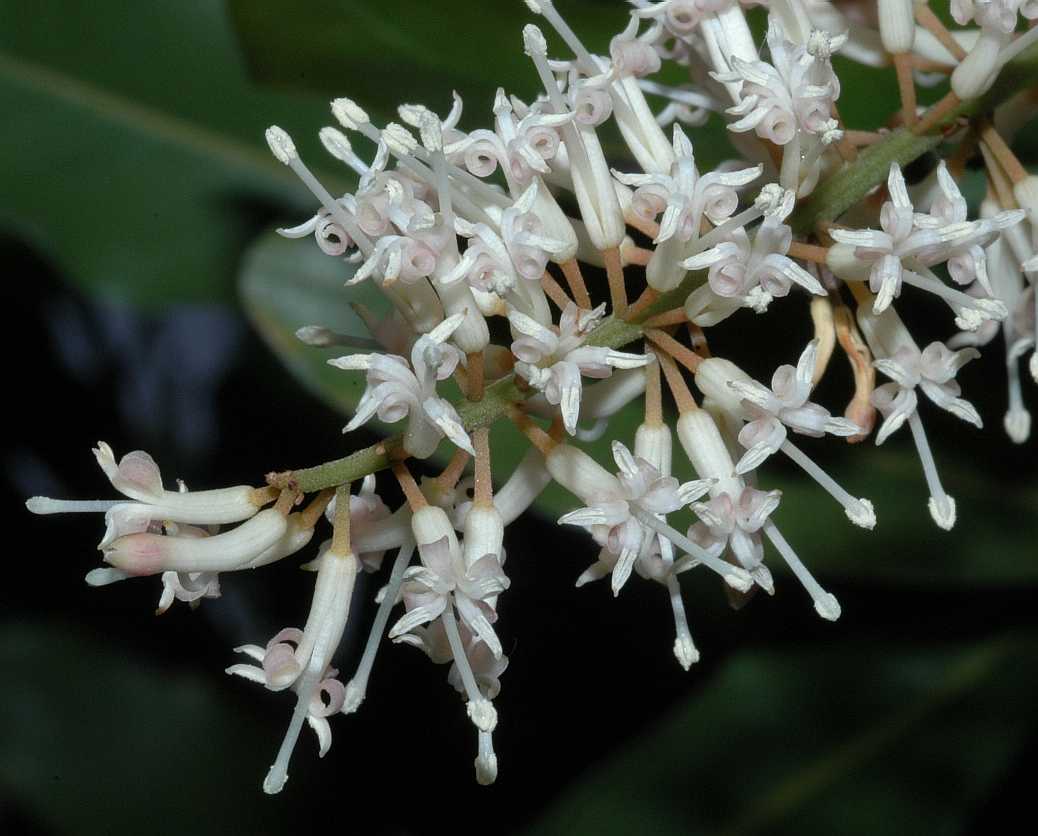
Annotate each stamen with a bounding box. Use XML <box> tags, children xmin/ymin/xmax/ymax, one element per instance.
<box><xmin>342</xmin><ymin>537</ymin><xmax>416</xmax><ymax>714</ymax></box>
<box><xmin>475</xmin><ymin>730</ymin><xmax>498</xmax><ymax>785</ymax></box>
<box><xmin>630</xmin><ymin>507</ymin><xmax>753</xmax><ymax>592</ymax></box>
<box><xmin>907</xmin><ymin>412</ymin><xmax>956</xmax><ymax>529</ymax></box>
<box><xmin>265</xmin><ymin>126</ymin><xmax>374</xmax><ymax>257</ymax></box>
<box><xmin>441</xmin><ymin>603</ymin><xmax>497</xmax><ymax>732</ymax></box>
<box><xmin>659</xmin><ymin>536</ymin><xmax>698</xmax><ymax>670</ymax></box>
<box><xmin>761</xmin><ymin>521</ymin><xmax>841</xmax><ymax>620</ymax></box>
<box><xmin>780</xmin><ymin>441</ymin><xmax>876</xmax><ymax>529</ymax></box>
<box><xmin>26</xmin><ymin>497</ymin><xmax>121</xmax><ymax>514</ymax></box>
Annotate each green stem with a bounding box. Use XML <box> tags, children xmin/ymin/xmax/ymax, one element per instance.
<box><xmin>290</xmin><ymin>43</ymin><xmax>1038</xmax><ymax>493</ymax></box>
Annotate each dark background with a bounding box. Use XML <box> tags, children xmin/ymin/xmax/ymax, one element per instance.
<box><xmin>3</xmin><ymin>3</ymin><xmax>1038</xmax><ymax>835</ymax></box>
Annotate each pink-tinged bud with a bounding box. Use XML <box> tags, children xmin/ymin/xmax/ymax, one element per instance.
<box><xmin>104</xmin><ymin>509</ymin><xmax>288</xmax><ymax>576</ymax></box>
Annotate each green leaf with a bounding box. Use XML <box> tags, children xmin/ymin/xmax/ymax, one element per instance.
<box><xmin>522</xmin><ymin>637</ymin><xmax>1038</xmax><ymax>836</ymax></box>
<box><xmin>0</xmin><ymin>622</ymin><xmax>299</xmax><ymax>835</ymax></box>
<box><xmin>0</xmin><ymin>0</ymin><xmax>346</xmax><ymax>308</ymax></box>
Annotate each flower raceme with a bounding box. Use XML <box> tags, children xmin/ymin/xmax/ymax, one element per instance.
<box><xmin>25</xmin><ymin>0</ymin><xmax>1038</xmax><ymax>794</ymax></box>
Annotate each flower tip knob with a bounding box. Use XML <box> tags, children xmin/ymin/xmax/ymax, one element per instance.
<box><xmin>1004</xmin><ymin>408</ymin><xmax>1032</xmax><ymax>445</ymax></box>
<box><xmin>928</xmin><ymin>495</ymin><xmax>957</xmax><ymax>531</ymax></box>
<box><xmin>331</xmin><ymin>97</ymin><xmax>369</xmax><ymax>130</ymax></box>
<box><xmin>475</xmin><ymin>750</ymin><xmax>498</xmax><ymax>786</ymax></box>
<box><xmin>341</xmin><ymin>680</ymin><xmax>365</xmax><ymax>715</ymax></box>
<box><xmin>265</xmin><ymin>126</ymin><xmax>297</xmax><ymax>165</ymax></box>
<box><xmin>262</xmin><ymin>765</ymin><xmax>288</xmax><ymax>795</ymax></box>
<box><xmin>845</xmin><ymin>498</ymin><xmax>877</xmax><ymax>530</ymax></box>
<box><xmin>522</xmin><ymin>23</ymin><xmax>548</xmax><ymax>56</ymax></box>
<box><xmin>673</xmin><ymin>636</ymin><xmax>700</xmax><ymax>671</ymax></box>
<box><xmin>814</xmin><ymin>593</ymin><xmax>841</xmax><ymax>622</ymax></box>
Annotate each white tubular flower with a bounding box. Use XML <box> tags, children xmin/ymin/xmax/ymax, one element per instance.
<box><xmin>828</xmin><ymin>163</ymin><xmax>1019</xmax><ymax>326</ymax></box>
<box><xmin>448</xmin><ymin>181</ymin><xmax>568</xmax><ymax>298</ymax></box>
<box><xmin>688</xmin><ymin>486</ymin><xmax>780</xmax><ymax>579</ymax></box>
<box><xmin>695</xmin><ymin>350</ymin><xmax>875</xmax><ymax>529</ymax></box>
<box><xmin>872</xmin><ymin>341</ymin><xmax>983</xmax><ymax>442</ymax></box>
<box><xmin>103</xmin><ymin>508</ymin><xmax>291</xmax><ymax>576</ymax></box>
<box><xmin>388</xmin><ymin>532</ymin><xmax>510</xmax><ymax>667</ymax></box>
<box><xmin>26</xmin><ymin>443</ymin><xmax>267</xmax><ymax>549</ymax></box>
<box><xmin>613</xmin><ymin>124</ymin><xmax>762</xmax><ymax>246</ymax></box>
<box><xmin>227</xmin><ymin>538</ymin><xmax>359</xmax><ymax>794</ymax></box>
<box><xmin>724</xmin><ymin>340</ymin><xmax>861</xmax><ymax>469</ymax></box>
<box><xmin>509</xmin><ymin>303</ymin><xmax>649</xmax><ymax>434</ymax></box>
<box><xmin>858</xmin><ymin>307</ymin><xmax>971</xmax><ymax>530</ymax></box>
<box><xmin>329</xmin><ymin>313</ymin><xmax>475</xmax><ymax>458</ymax></box>
<box><xmin>558</xmin><ymin>440</ymin><xmax>711</xmax><ymax>594</ymax></box>
<box><xmin>683</xmin><ymin>191</ymin><xmax>825</xmax><ymax>324</ymax></box>
<box><xmin>449</xmin><ymin>88</ymin><xmax>572</xmax><ymax>189</ymax></box>
<box><xmin>915</xmin><ymin>162</ymin><xmax>1023</xmax><ymax>295</ymax></box>
<box><xmin>713</xmin><ymin>19</ymin><xmax>841</xmax><ymax>145</ymax></box>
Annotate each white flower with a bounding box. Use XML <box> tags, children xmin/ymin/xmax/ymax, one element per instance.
<box><xmin>329</xmin><ymin>313</ymin><xmax>475</xmax><ymax>458</ymax></box>
<box><xmin>714</xmin><ymin>19</ymin><xmax>841</xmax><ymax>144</ymax></box>
<box><xmin>688</xmin><ymin>486</ymin><xmax>780</xmax><ymax>579</ymax></box>
<box><xmin>613</xmin><ymin>124</ymin><xmax>761</xmax><ymax>244</ymax></box>
<box><xmin>510</xmin><ymin>303</ymin><xmax>650</xmax><ymax>434</ymax></box>
<box><xmin>683</xmin><ymin>191</ymin><xmax>824</xmax><ymax>324</ymax></box>
<box><xmin>951</xmin><ymin>0</ymin><xmax>1038</xmax><ymax>34</ymax></box>
<box><xmin>448</xmin><ymin>89</ymin><xmax>572</xmax><ymax>187</ymax></box>
<box><xmin>872</xmin><ymin>341</ymin><xmax>983</xmax><ymax>443</ymax></box>
<box><xmin>388</xmin><ymin>534</ymin><xmax>510</xmax><ymax>661</ymax></box>
<box><xmin>829</xmin><ymin>163</ymin><xmax>1022</xmax><ymax>319</ymax></box>
<box><xmin>727</xmin><ymin>340</ymin><xmax>860</xmax><ymax>472</ymax></box>
<box><xmin>226</xmin><ymin>541</ymin><xmax>359</xmax><ymax>793</ymax></box>
<box><xmin>559</xmin><ymin>440</ymin><xmax>711</xmax><ymax>594</ymax></box>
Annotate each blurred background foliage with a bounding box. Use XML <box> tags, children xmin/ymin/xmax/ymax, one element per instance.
<box><xmin>2</xmin><ymin>2</ymin><xmax>1037</xmax><ymax>835</ymax></box>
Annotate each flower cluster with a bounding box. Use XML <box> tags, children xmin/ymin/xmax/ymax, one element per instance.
<box><xmin>27</xmin><ymin>0</ymin><xmax>1038</xmax><ymax>793</ymax></box>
